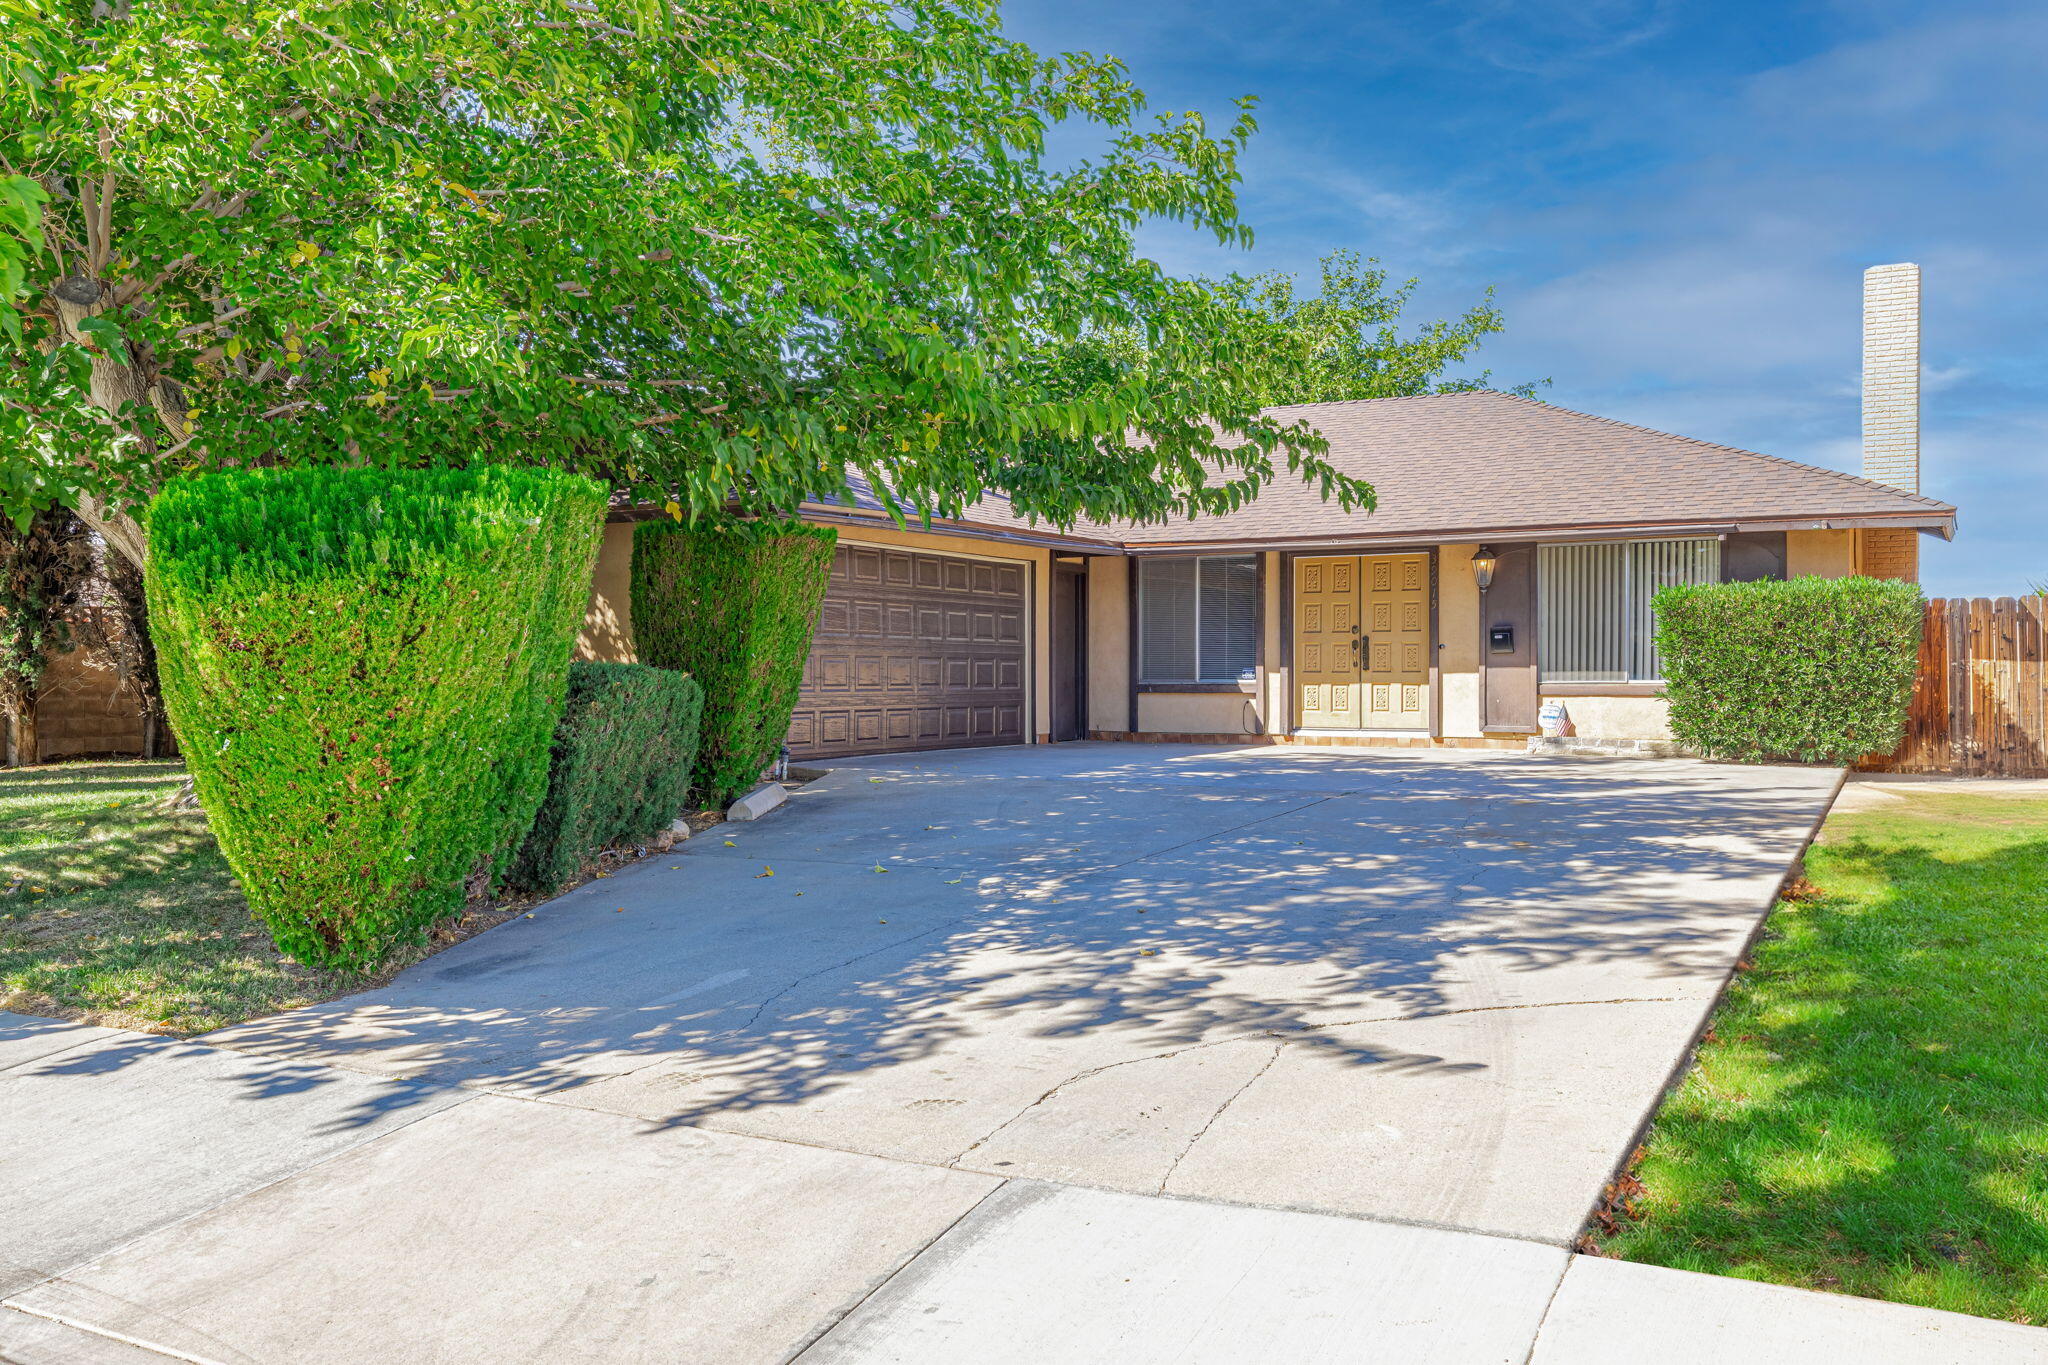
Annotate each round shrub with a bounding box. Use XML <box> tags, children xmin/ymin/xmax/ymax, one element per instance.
<box><xmin>511</xmin><ymin>661</ymin><xmax>705</xmax><ymax>892</ymax></box>
<box><xmin>630</xmin><ymin>517</ymin><xmax>836</xmax><ymax>806</ymax></box>
<box><xmin>147</xmin><ymin>465</ymin><xmax>606</xmax><ymax>969</ymax></box>
<box><xmin>1653</xmin><ymin>575</ymin><xmax>1924</xmax><ymax>765</ymax></box>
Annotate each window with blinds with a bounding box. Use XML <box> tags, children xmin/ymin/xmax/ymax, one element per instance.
<box><xmin>1538</xmin><ymin>539</ymin><xmax>1719</xmax><ymax>682</ymax></box>
<box><xmin>1138</xmin><ymin>556</ymin><xmax>1258</xmax><ymax>683</ymax></box>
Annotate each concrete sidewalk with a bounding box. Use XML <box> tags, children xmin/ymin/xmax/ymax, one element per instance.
<box><xmin>4</xmin><ymin>1012</ymin><xmax>2044</xmax><ymax>1362</ymax></box>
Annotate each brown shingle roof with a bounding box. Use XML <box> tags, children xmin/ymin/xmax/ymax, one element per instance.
<box><xmin>813</xmin><ymin>391</ymin><xmax>1957</xmax><ymax>550</ymax></box>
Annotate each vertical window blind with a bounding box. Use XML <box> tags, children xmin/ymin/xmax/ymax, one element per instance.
<box><xmin>1539</xmin><ymin>539</ymin><xmax>1719</xmax><ymax>682</ymax></box>
<box><xmin>1139</xmin><ymin>556</ymin><xmax>1258</xmax><ymax>682</ymax></box>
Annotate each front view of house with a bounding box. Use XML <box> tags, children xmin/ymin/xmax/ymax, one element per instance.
<box><xmin>579</xmin><ymin>385</ymin><xmax>1955</xmax><ymax>760</ymax></box>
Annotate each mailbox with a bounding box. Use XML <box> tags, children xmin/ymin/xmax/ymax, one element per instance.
<box><xmin>1489</xmin><ymin>624</ymin><xmax>1516</xmax><ymax>655</ymax></box>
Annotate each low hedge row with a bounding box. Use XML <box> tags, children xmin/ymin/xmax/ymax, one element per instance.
<box><xmin>630</xmin><ymin>517</ymin><xmax>836</xmax><ymax>805</ymax></box>
<box><xmin>1653</xmin><ymin>575</ymin><xmax>1924</xmax><ymax>765</ymax></box>
<box><xmin>511</xmin><ymin>661</ymin><xmax>704</xmax><ymax>892</ymax></box>
<box><xmin>147</xmin><ymin>465</ymin><xmax>605</xmax><ymax>970</ymax></box>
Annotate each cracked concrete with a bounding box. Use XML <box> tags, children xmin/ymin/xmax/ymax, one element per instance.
<box><xmin>188</xmin><ymin>743</ymin><xmax>1840</xmax><ymax>1245</ymax></box>
<box><xmin>23</xmin><ymin>744</ymin><xmax>2037</xmax><ymax>1362</ymax></box>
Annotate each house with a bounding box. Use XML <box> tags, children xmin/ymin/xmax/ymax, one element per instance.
<box><xmin>577</xmin><ymin>264</ymin><xmax>1955</xmax><ymax>760</ymax></box>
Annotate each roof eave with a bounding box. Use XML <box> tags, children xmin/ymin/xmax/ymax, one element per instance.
<box><xmin>1113</xmin><ymin>509</ymin><xmax>1958</xmax><ymax>555</ymax></box>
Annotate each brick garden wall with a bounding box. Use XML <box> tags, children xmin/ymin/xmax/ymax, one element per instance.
<box><xmin>5</xmin><ymin>646</ymin><xmax>157</xmax><ymax>762</ymax></box>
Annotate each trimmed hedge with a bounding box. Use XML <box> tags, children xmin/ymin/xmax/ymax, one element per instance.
<box><xmin>1652</xmin><ymin>575</ymin><xmax>1924</xmax><ymax>764</ymax></box>
<box><xmin>630</xmin><ymin>517</ymin><xmax>836</xmax><ymax>805</ymax></box>
<box><xmin>511</xmin><ymin>662</ymin><xmax>704</xmax><ymax>891</ymax></box>
<box><xmin>147</xmin><ymin>465</ymin><xmax>605</xmax><ymax>969</ymax></box>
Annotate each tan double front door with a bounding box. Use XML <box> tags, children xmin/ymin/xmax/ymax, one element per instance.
<box><xmin>1295</xmin><ymin>553</ymin><xmax>1431</xmax><ymax>730</ymax></box>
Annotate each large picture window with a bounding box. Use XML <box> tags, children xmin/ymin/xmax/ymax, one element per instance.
<box><xmin>1138</xmin><ymin>556</ymin><xmax>1258</xmax><ymax>683</ymax></box>
<box><xmin>1539</xmin><ymin>538</ymin><xmax>1719</xmax><ymax>682</ymax></box>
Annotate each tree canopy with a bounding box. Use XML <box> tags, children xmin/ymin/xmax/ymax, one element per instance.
<box><xmin>1208</xmin><ymin>249</ymin><xmax>1542</xmax><ymax>406</ymax></box>
<box><xmin>0</xmin><ymin>0</ymin><xmax>1382</xmax><ymax>560</ymax></box>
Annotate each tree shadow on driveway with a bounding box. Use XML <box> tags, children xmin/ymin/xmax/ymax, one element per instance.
<box><xmin>193</xmin><ymin>746</ymin><xmax>1840</xmax><ymax>1225</ymax></box>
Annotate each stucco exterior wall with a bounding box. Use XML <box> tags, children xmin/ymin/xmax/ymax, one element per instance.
<box><xmin>1539</xmin><ymin>692</ymin><xmax>1674</xmax><ymax>741</ymax></box>
<box><xmin>1137</xmin><ymin>691</ymin><xmax>1262</xmax><ymax>736</ymax></box>
<box><xmin>1260</xmin><ymin>552</ymin><xmax>1285</xmax><ymax>733</ymax></box>
<box><xmin>1786</xmin><ymin>528</ymin><xmax>1857</xmax><ymax>578</ymax></box>
<box><xmin>576</xmin><ymin>521</ymin><xmax>639</xmax><ymax>664</ymax></box>
<box><xmin>1438</xmin><ymin>543</ymin><xmax>1483</xmax><ymax>738</ymax></box>
<box><xmin>1088</xmin><ymin>556</ymin><xmax>1130</xmax><ymax>733</ymax></box>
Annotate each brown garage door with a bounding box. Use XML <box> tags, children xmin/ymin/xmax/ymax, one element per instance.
<box><xmin>785</xmin><ymin>543</ymin><xmax>1028</xmax><ymax>760</ymax></box>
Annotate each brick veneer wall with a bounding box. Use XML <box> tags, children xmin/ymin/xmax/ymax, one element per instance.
<box><xmin>1861</xmin><ymin>263</ymin><xmax>1921</xmax><ymax>495</ymax></box>
<box><xmin>6</xmin><ymin>647</ymin><xmax>154</xmax><ymax>761</ymax></box>
<box><xmin>1857</xmin><ymin>527</ymin><xmax>1921</xmax><ymax>582</ymax></box>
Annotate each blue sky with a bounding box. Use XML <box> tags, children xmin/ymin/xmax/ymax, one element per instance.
<box><xmin>1002</xmin><ymin>0</ymin><xmax>2046</xmax><ymax>596</ymax></box>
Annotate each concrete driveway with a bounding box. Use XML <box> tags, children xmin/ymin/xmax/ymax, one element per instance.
<box><xmin>6</xmin><ymin>742</ymin><xmax>1889</xmax><ymax>1362</ymax></box>
<box><xmin>212</xmin><ymin>742</ymin><xmax>1835</xmax><ymax>1239</ymax></box>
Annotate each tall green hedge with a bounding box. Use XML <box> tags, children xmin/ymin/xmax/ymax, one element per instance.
<box><xmin>1653</xmin><ymin>575</ymin><xmax>1925</xmax><ymax>765</ymax></box>
<box><xmin>630</xmin><ymin>517</ymin><xmax>836</xmax><ymax>805</ymax></box>
<box><xmin>147</xmin><ymin>465</ymin><xmax>605</xmax><ymax>969</ymax></box>
<box><xmin>511</xmin><ymin>661</ymin><xmax>704</xmax><ymax>892</ymax></box>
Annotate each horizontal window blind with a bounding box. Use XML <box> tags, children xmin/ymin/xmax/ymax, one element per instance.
<box><xmin>1539</xmin><ymin>539</ymin><xmax>1718</xmax><ymax>683</ymax></box>
<box><xmin>1140</xmin><ymin>556</ymin><xmax>1258</xmax><ymax>682</ymax></box>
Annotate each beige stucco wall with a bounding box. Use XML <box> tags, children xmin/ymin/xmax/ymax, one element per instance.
<box><xmin>1786</xmin><ymin>528</ymin><xmax>1857</xmax><ymax>578</ymax></box>
<box><xmin>1088</xmin><ymin>556</ymin><xmax>1130</xmax><ymax>733</ymax></box>
<box><xmin>576</xmin><ymin>521</ymin><xmax>639</xmax><ymax>664</ymax></box>
<box><xmin>1438</xmin><ymin>544</ymin><xmax>1483</xmax><ymax>738</ymax></box>
<box><xmin>1137</xmin><ymin>691</ymin><xmax>1263</xmax><ymax>735</ymax></box>
<box><xmin>1539</xmin><ymin>692</ymin><xmax>1674</xmax><ymax>741</ymax></box>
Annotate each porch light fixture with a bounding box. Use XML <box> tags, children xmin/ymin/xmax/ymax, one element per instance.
<box><xmin>1471</xmin><ymin>545</ymin><xmax>1498</xmax><ymax>591</ymax></box>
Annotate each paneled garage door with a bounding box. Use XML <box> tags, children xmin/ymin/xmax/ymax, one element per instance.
<box><xmin>785</xmin><ymin>543</ymin><xmax>1029</xmax><ymax>760</ymax></box>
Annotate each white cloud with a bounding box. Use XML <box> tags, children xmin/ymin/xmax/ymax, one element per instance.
<box><xmin>1444</xmin><ymin>0</ymin><xmax>1683</xmax><ymax>75</ymax></box>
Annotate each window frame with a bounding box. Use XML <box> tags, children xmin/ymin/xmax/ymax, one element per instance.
<box><xmin>1136</xmin><ymin>554</ymin><xmax>1261</xmax><ymax>686</ymax></box>
<box><xmin>1537</xmin><ymin>536</ymin><xmax>1721</xmax><ymax>685</ymax></box>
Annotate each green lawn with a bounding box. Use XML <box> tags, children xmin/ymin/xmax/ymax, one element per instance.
<box><xmin>1595</xmin><ymin>788</ymin><xmax>2048</xmax><ymax>1324</ymax></box>
<box><xmin>0</xmin><ymin>760</ymin><xmax>366</xmax><ymax>1032</ymax></box>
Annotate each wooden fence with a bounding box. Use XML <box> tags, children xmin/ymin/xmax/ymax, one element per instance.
<box><xmin>1869</xmin><ymin>597</ymin><xmax>2048</xmax><ymax>776</ymax></box>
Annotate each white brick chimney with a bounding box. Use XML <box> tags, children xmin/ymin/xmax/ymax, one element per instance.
<box><xmin>1861</xmin><ymin>262</ymin><xmax>1920</xmax><ymax>493</ymax></box>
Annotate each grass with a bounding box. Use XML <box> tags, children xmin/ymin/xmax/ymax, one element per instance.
<box><xmin>0</xmin><ymin>760</ymin><xmax>376</xmax><ymax>1033</ymax></box>
<box><xmin>2</xmin><ymin>758</ymin><xmax>719</xmax><ymax>1035</ymax></box>
<box><xmin>1594</xmin><ymin>788</ymin><xmax>2048</xmax><ymax>1324</ymax></box>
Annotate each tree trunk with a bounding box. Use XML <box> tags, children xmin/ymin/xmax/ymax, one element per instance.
<box><xmin>76</xmin><ymin>494</ymin><xmax>149</xmax><ymax>573</ymax></box>
<box><xmin>50</xmin><ymin>277</ymin><xmax>175</xmax><ymax>573</ymax></box>
<box><xmin>6</xmin><ymin>706</ymin><xmax>38</xmax><ymax>767</ymax></box>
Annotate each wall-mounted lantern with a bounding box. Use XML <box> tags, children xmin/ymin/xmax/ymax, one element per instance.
<box><xmin>1471</xmin><ymin>545</ymin><xmax>1499</xmax><ymax>591</ymax></box>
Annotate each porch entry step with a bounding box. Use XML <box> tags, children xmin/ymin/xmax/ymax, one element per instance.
<box><xmin>1289</xmin><ymin>728</ymin><xmax>1433</xmax><ymax>739</ymax></box>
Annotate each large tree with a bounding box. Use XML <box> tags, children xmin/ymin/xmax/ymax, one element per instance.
<box><xmin>1208</xmin><ymin>249</ymin><xmax>1542</xmax><ymax>406</ymax></box>
<box><xmin>0</xmin><ymin>0</ymin><xmax>1371</xmax><ymax>562</ymax></box>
